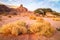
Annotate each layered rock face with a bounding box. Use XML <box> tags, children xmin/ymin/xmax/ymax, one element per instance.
<box><xmin>0</xmin><ymin>4</ymin><xmax>17</xmax><ymax>15</ymax></box>
<box><xmin>16</xmin><ymin>4</ymin><xmax>28</xmax><ymax>13</ymax></box>
<box><xmin>0</xmin><ymin>4</ymin><xmax>11</xmax><ymax>12</ymax></box>
<box><xmin>0</xmin><ymin>4</ymin><xmax>28</xmax><ymax>15</ymax></box>
<box><xmin>0</xmin><ymin>4</ymin><xmax>11</xmax><ymax>15</ymax></box>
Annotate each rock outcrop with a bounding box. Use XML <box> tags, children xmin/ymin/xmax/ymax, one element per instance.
<box><xmin>0</xmin><ymin>4</ymin><xmax>28</xmax><ymax>15</ymax></box>
<box><xmin>0</xmin><ymin>4</ymin><xmax>11</xmax><ymax>15</ymax></box>
<box><xmin>16</xmin><ymin>4</ymin><xmax>28</xmax><ymax>13</ymax></box>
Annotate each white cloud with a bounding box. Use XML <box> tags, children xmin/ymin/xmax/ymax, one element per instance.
<box><xmin>0</xmin><ymin>1</ymin><xmax>6</xmax><ymax>4</ymax></box>
<box><xmin>48</xmin><ymin>0</ymin><xmax>60</xmax><ymax>2</ymax></box>
<box><xmin>8</xmin><ymin>0</ymin><xmax>12</xmax><ymax>1</ymax></box>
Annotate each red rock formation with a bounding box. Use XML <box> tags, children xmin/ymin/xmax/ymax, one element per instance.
<box><xmin>0</xmin><ymin>4</ymin><xmax>28</xmax><ymax>15</ymax></box>
<box><xmin>0</xmin><ymin>4</ymin><xmax>11</xmax><ymax>12</ymax></box>
<box><xmin>16</xmin><ymin>4</ymin><xmax>28</xmax><ymax>13</ymax></box>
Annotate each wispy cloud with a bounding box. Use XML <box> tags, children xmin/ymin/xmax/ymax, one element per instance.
<box><xmin>46</xmin><ymin>0</ymin><xmax>60</xmax><ymax>2</ymax></box>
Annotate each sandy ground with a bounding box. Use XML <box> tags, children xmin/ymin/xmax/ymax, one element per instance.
<box><xmin>0</xmin><ymin>16</ymin><xmax>60</xmax><ymax>40</ymax></box>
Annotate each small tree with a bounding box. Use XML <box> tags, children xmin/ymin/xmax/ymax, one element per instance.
<box><xmin>34</xmin><ymin>9</ymin><xmax>46</xmax><ymax>16</ymax></box>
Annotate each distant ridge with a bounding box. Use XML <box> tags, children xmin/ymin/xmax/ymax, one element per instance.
<box><xmin>0</xmin><ymin>4</ymin><xmax>28</xmax><ymax>15</ymax></box>
<box><xmin>0</xmin><ymin>4</ymin><xmax>60</xmax><ymax>16</ymax></box>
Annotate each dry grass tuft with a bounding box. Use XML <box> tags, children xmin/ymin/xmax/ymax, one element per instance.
<box><xmin>0</xmin><ymin>20</ymin><xmax>27</xmax><ymax>36</ymax></box>
<box><xmin>52</xmin><ymin>18</ymin><xmax>60</xmax><ymax>21</ymax></box>
<box><xmin>0</xmin><ymin>17</ymin><xmax>55</xmax><ymax>37</ymax></box>
<box><xmin>29</xmin><ymin>21</ymin><xmax>55</xmax><ymax>37</ymax></box>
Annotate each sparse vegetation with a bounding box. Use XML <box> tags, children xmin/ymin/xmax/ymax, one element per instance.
<box><xmin>34</xmin><ymin>8</ymin><xmax>60</xmax><ymax>17</ymax></box>
<box><xmin>52</xmin><ymin>18</ymin><xmax>60</xmax><ymax>21</ymax></box>
<box><xmin>36</xmin><ymin>17</ymin><xmax>44</xmax><ymax>22</ymax></box>
<box><xmin>8</xmin><ymin>15</ymin><xmax>12</xmax><ymax>18</ymax></box>
<box><xmin>0</xmin><ymin>20</ymin><xmax>27</xmax><ymax>36</ymax></box>
<box><xmin>34</xmin><ymin>8</ymin><xmax>53</xmax><ymax>16</ymax></box>
<box><xmin>0</xmin><ymin>19</ymin><xmax>55</xmax><ymax>37</ymax></box>
<box><xmin>29</xmin><ymin>15</ymin><xmax>36</xmax><ymax>20</ymax></box>
<box><xmin>0</xmin><ymin>4</ymin><xmax>59</xmax><ymax>39</ymax></box>
<box><xmin>52</xmin><ymin>12</ymin><xmax>60</xmax><ymax>16</ymax></box>
<box><xmin>28</xmin><ymin>21</ymin><xmax>55</xmax><ymax>37</ymax></box>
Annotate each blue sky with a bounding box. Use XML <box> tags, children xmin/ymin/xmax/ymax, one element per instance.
<box><xmin>0</xmin><ymin>0</ymin><xmax>60</xmax><ymax>12</ymax></box>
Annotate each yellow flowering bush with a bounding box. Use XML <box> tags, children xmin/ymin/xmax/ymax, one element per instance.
<box><xmin>0</xmin><ymin>18</ymin><xmax>55</xmax><ymax>37</ymax></box>
<box><xmin>29</xmin><ymin>21</ymin><xmax>55</xmax><ymax>37</ymax></box>
<box><xmin>0</xmin><ymin>20</ymin><xmax>27</xmax><ymax>36</ymax></box>
<box><xmin>28</xmin><ymin>22</ymin><xmax>43</xmax><ymax>33</ymax></box>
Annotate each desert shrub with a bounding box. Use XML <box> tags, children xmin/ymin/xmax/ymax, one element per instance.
<box><xmin>36</xmin><ymin>17</ymin><xmax>44</xmax><ymax>22</ymax></box>
<box><xmin>0</xmin><ymin>19</ymin><xmax>55</xmax><ymax>37</ymax></box>
<box><xmin>0</xmin><ymin>20</ymin><xmax>27</xmax><ymax>36</ymax></box>
<box><xmin>52</xmin><ymin>12</ymin><xmax>60</xmax><ymax>16</ymax></box>
<box><xmin>8</xmin><ymin>15</ymin><xmax>12</xmax><ymax>18</ymax></box>
<box><xmin>29</xmin><ymin>21</ymin><xmax>55</xmax><ymax>37</ymax></box>
<box><xmin>52</xmin><ymin>18</ymin><xmax>60</xmax><ymax>21</ymax></box>
<box><xmin>43</xmin><ymin>26</ymin><xmax>55</xmax><ymax>37</ymax></box>
<box><xmin>34</xmin><ymin>9</ymin><xmax>45</xmax><ymax>15</ymax></box>
<box><xmin>15</xmin><ymin>20</ymin><xmax>26</xmax><ymax>26</ymax></box>
<box><xmin>0</xmin><ymin>23</ymin><xmax>13</xmax><ymax>34</ymax></box>
<box><xmin>29</xmin><ymin>15</ymin><xmax>36</xmax><ymax>20</ymax></box>
<box><xmin>29</xmin><ymin>22</ymin><xmax>43</xmax><ymax>33</ymax></box>
<box><xmin>11</xmin><ymin>25</ymin><xmax>27</xmax><ymax>36</ymax></box>
<box><xmin>34</xmin><ymin>8</ymin><xmax>53</xmax><ymax>16</ymax></box>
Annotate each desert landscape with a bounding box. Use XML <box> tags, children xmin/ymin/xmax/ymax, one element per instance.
<box><xmin>0</xmin><ymin>4</ymin><xmax>60</xmax><ymax>40</ymax></box>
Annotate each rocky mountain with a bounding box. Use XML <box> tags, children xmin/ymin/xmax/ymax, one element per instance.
<box><xmin>0</xmin><ymin>4</ymin><xmax>28</xmax><ymax>15</ymax></box>
<box><xmin>0</xmin><ymin>4</ymin><xmax>60</xmax><ymax>17</ymax></box>
<box><xmin>34</xmin><ymin>8</ymin><xmax>60</xmax><ymax>16</ymax></box>
<box><xmin>0</xmin><ymin>4</ymin><xmax>11</xmax><ymax>14</ymax></box>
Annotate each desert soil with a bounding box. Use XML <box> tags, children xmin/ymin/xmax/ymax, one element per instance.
<box><xmin>0</xmin><ymin>16</ymin><xmax>60</xmax><ymax>40</ymax></box>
